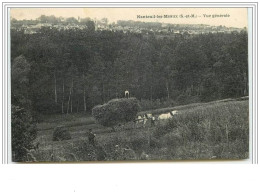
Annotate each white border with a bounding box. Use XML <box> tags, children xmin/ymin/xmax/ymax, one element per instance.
<box><xmin>248</xmin><ymin>7</ymin><xmax>253</xmax><ymax>164</ymax></box>
<box><xmin>1</xmin><ymin>1</ymin><xmax>258</xmax><ymax>165</ymax></box>
<box><xmin>0</xmin><ymin>1</ymin><xmax>259</xmax><ymax>195</ymax></box>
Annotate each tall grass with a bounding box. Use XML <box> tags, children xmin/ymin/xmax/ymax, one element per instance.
<box><xmin>28</xmin><ymin>100</ymin><xmax>249</xmax><ymax>162</ymax></box>
<box><xmin>153</xmin><ymin>101</ymin><xmax>249</xmax><ymax>160</ymax></box>
<box><xmin>37</xmin><ymin>115</ymin><xmax>95</xmax><ymax>131</ymax></box>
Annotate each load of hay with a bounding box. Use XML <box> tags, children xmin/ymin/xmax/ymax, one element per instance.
<box><xmin>92</xmin><ymin>98</ymin><xmax>139</xmax><ymax>128</ymax></box>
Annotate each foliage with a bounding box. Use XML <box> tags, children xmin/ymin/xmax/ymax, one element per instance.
<box><xmin>11</xmin><ymin>55</ymin><xmax>31</xmax><ymax>109</ymax></box>
<box><xmin>92</xmin><ymin>98</ymin><xmax>139</xmax><ymax>128</ymax></box>
<box><xmin>11</xmin><ymin>27</ymin><xmax>248</xmax><ymax>115</ymax></box>
<box><xmin>11</xmin><ymin>105</ymin><xmax>37</xmax><ymax>162</ymax></box>
<box><xmin>52</xmin><ymin>126</ymin><xmax>72</xmax><ymax>141</ymax></box>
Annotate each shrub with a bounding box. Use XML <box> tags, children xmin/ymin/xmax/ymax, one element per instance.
<box><xmin>11</xmin><ymin>105</ymin><xmax>37</xmax><ymax>162</ymax></box>
<box><xmin>161</xmin><ymin>131</ymin><xmax>183</xmax><ymax>148</ymax></box>
<box><xmin>92</xmin><ymin>98</ymin><xmax>139</xmax><ymax>129</ymax></box>
<box><xmin>52</xmin><ymin>126</ymin><xmax>71</xmax><ymax>141</ymax></box>
<box><xmin>149</xmin><ymin>137</ymin><xmax>162</xmax><ymax>149</ymax></box>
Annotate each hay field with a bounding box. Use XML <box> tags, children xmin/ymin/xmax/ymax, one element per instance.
<box><xmin>32</xmin><ymin>99</ymin><xmax>249</xmax><ymax>162</ymax></box>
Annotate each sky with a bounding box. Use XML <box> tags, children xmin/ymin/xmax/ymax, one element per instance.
<box><xmin>10</xmin><ymin>8</ymin><xmax>248</xmax><ymax>28</ymax></box>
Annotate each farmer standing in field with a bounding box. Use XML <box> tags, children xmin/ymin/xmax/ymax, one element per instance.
<box><xmin>87</xmin><ymin>129</ymin><xmax>96</xmax><ymax>146</ymax></box>
<box><xmin>151</xmin><ymin>116</ymin><xmax>156</xmax><ymax>126</ymax></box>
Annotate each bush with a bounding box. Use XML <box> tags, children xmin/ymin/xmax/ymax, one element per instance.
<box><xmin>160</xmin><ymin>131</ymin><xmax>183</xmax><ymax>148</ymax></box>
<box><xmin>11</xmin><ymin>105</ymin><xmax>37</xmax><ymax>162</ymax></box>
<box><xmin>52</xmin><ymin>126</ymin><xmax>71</xmax><ymax>141</ymax></box>
<box><xmin>92</xmin><ymin>98</ymin><xmax>139</xmax><ymax>128</ymax></box>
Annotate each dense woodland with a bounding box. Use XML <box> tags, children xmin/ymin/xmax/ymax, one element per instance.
<box><xmin>11</xmin><ymin>26</ymin><xmax>248</xmax><ymax>116</ymax></box>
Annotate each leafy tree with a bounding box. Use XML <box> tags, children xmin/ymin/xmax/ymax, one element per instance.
<box><xmin>11</xmin><ymin>26</ymin><xmax>248</xmax><ymax>114</ymax></box>
<box><xmin>12</xmin><ymin>105</ymin><xmax>37</xmax><ymax>162</ymax></box>
<box><xmin>66</xmin><ymin>17</ymin><xmax>78</xmax><ymax>24</ymax></box>
<box><xmin>11</xmin><ymin>55</ymin><xmax>31</xmax><ymax>109</ymax></box>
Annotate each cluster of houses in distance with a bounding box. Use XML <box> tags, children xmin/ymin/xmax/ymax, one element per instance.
<box><xmin>11</xmin><ymin>15</ymin><xmax>244</xmax><ymax>36</ymax></box>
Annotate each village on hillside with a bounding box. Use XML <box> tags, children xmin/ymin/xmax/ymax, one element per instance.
<box><xmin>11</xmin><ymin>15</ymin><xmax>244</xmax><ymax>36</ymax></box>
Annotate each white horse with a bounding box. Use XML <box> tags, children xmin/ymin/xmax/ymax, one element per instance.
<box><xmin>136</xmin><ymin>115</ymin><xmax>143</xmax><ymax>123</ymax></box>
<box><xmin>145</xmin><ymin>113</ymin><xmax>152</xmax><ymax>118</ymax></box>
<box><xmin>135</xmin><ymin>115</ymin><xmax>144</xmax><ymax>128</ymax></box>
<box><xmin>158</xmin><ymin>110</ymin><xmax>178</xmax><ymax>120</ymax></box>
<box><xmin>135</xmin><ymin>113</ymin><xmax>152</xmax><ymax>128</ymax></box>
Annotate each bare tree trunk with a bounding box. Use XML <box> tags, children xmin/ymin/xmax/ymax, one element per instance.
<box><xmin>54</xmin><ymin>71</ymin><xmax>57</xmax><ymax>103</ymax></box>
<box><xmin>166</xmin><ymin>80</ymin><xmax>170</xmax><ymax>100</ymax></box>
<box><xmin>83</xmin><ymin>74</ymin><xmax>87</xmax><ymax>112</ymax></box>
<box><xmin>108</xmin><ymin>89</ymin><xmax>111</xmax><ymax>100</ymax></box>
<box><xmin>191</xmin><ymin>84</ymin><xmax>194</xmax><ymax>96</ymax></box>
<box><xmin>67</xmin><ymin>79</ymin><xmax>73</xmax><ymax>114</ymax></box>
<box><xmin>150</xmin><ymin>85</ymin><xmax>153</xmax><ymax>101</ymax></box>
<box><xmin>198</xmin><ymin>83</ymin><xmax>202</xmax><ymax>96</ymax></box>
<box><xmin>101</xmin><ymin>74</ymin><xmax>105</xmax><ymax>103</ymax></box>
<box><xmin>61</xmin><ymin>79</ymin><xmax>64</xmax><ymax>114</ymax></box>
<box><xmin>83</xmin><ymin>88</ymin><xmax>87</xmax><ymax>112</ymax></box>
<box><xmin>70</xmin><ymin>79</ymin><xmax>74</xmax><ymax>113</ymax></box>
<box><xmin>77</xmin><ymin>100</ymin><xmax>79</xmax><ymax>113</ymax></box>
<box><xmin>116</xmin><ymin>80</ymin><xmax>119</xmax><ymax>98</ymax></box>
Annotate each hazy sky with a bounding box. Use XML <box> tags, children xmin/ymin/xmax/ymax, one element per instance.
<box><xmin>11</xmin><ymin>8</ymin><xmax>248</xmax><ymax>28</ymax></box>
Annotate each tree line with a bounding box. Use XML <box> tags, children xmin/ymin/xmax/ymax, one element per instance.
<box><xmin>11</xmin><ymin>27</ymin><xmax>248</xmax><ymax>115</ymax></box>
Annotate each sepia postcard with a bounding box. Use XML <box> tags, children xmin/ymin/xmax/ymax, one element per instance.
<box><xmin>9</xmin><ymin>7</ymin><xmax>249</xmax><ymax>163</ymax></box>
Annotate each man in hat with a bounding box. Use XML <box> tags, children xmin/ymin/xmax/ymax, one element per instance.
<box><xmin>87</xmin><ymin>129</ymin><xmax>96</xmax><ymax>146</ymax></box>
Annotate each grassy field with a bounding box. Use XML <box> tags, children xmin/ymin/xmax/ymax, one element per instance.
<box><xmin>36</xmin><ymin>96</ymin><xmax>248</xmax><ymax>130</ymax></box>
<box><xmin>30</xmin><ymin>98</ymin><xmax>249</xmax><ymax>162</ymax></box>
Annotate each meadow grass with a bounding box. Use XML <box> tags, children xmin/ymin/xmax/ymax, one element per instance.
<box><xmin>152</xmin><ymin>101</ymin><xmax>249</xmax><ymax>160</ymax></box>
<box><xmin>37</xmin><ymin>96</ymin><xmax>247</xmax><ymax>131</ymax></box>
<box><xmin>138</xmin><ymin>96</ymin><xmax>248</xmax><ymax>116</ymax></box>
<box><xmin>31</xmin><ymin>99</ymin><xmax>249</xmax><ymax>162</ymax></box>
<box><xmin>37</xmin><ymin>113</ymin><xmax>95</xmax><ymax>130</ymax></box>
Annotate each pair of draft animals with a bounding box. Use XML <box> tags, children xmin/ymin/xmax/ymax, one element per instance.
<box><xmin>136</xmin><ymin>110</ymin><xmax>178</xmax><ymax>126</ymax></box>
